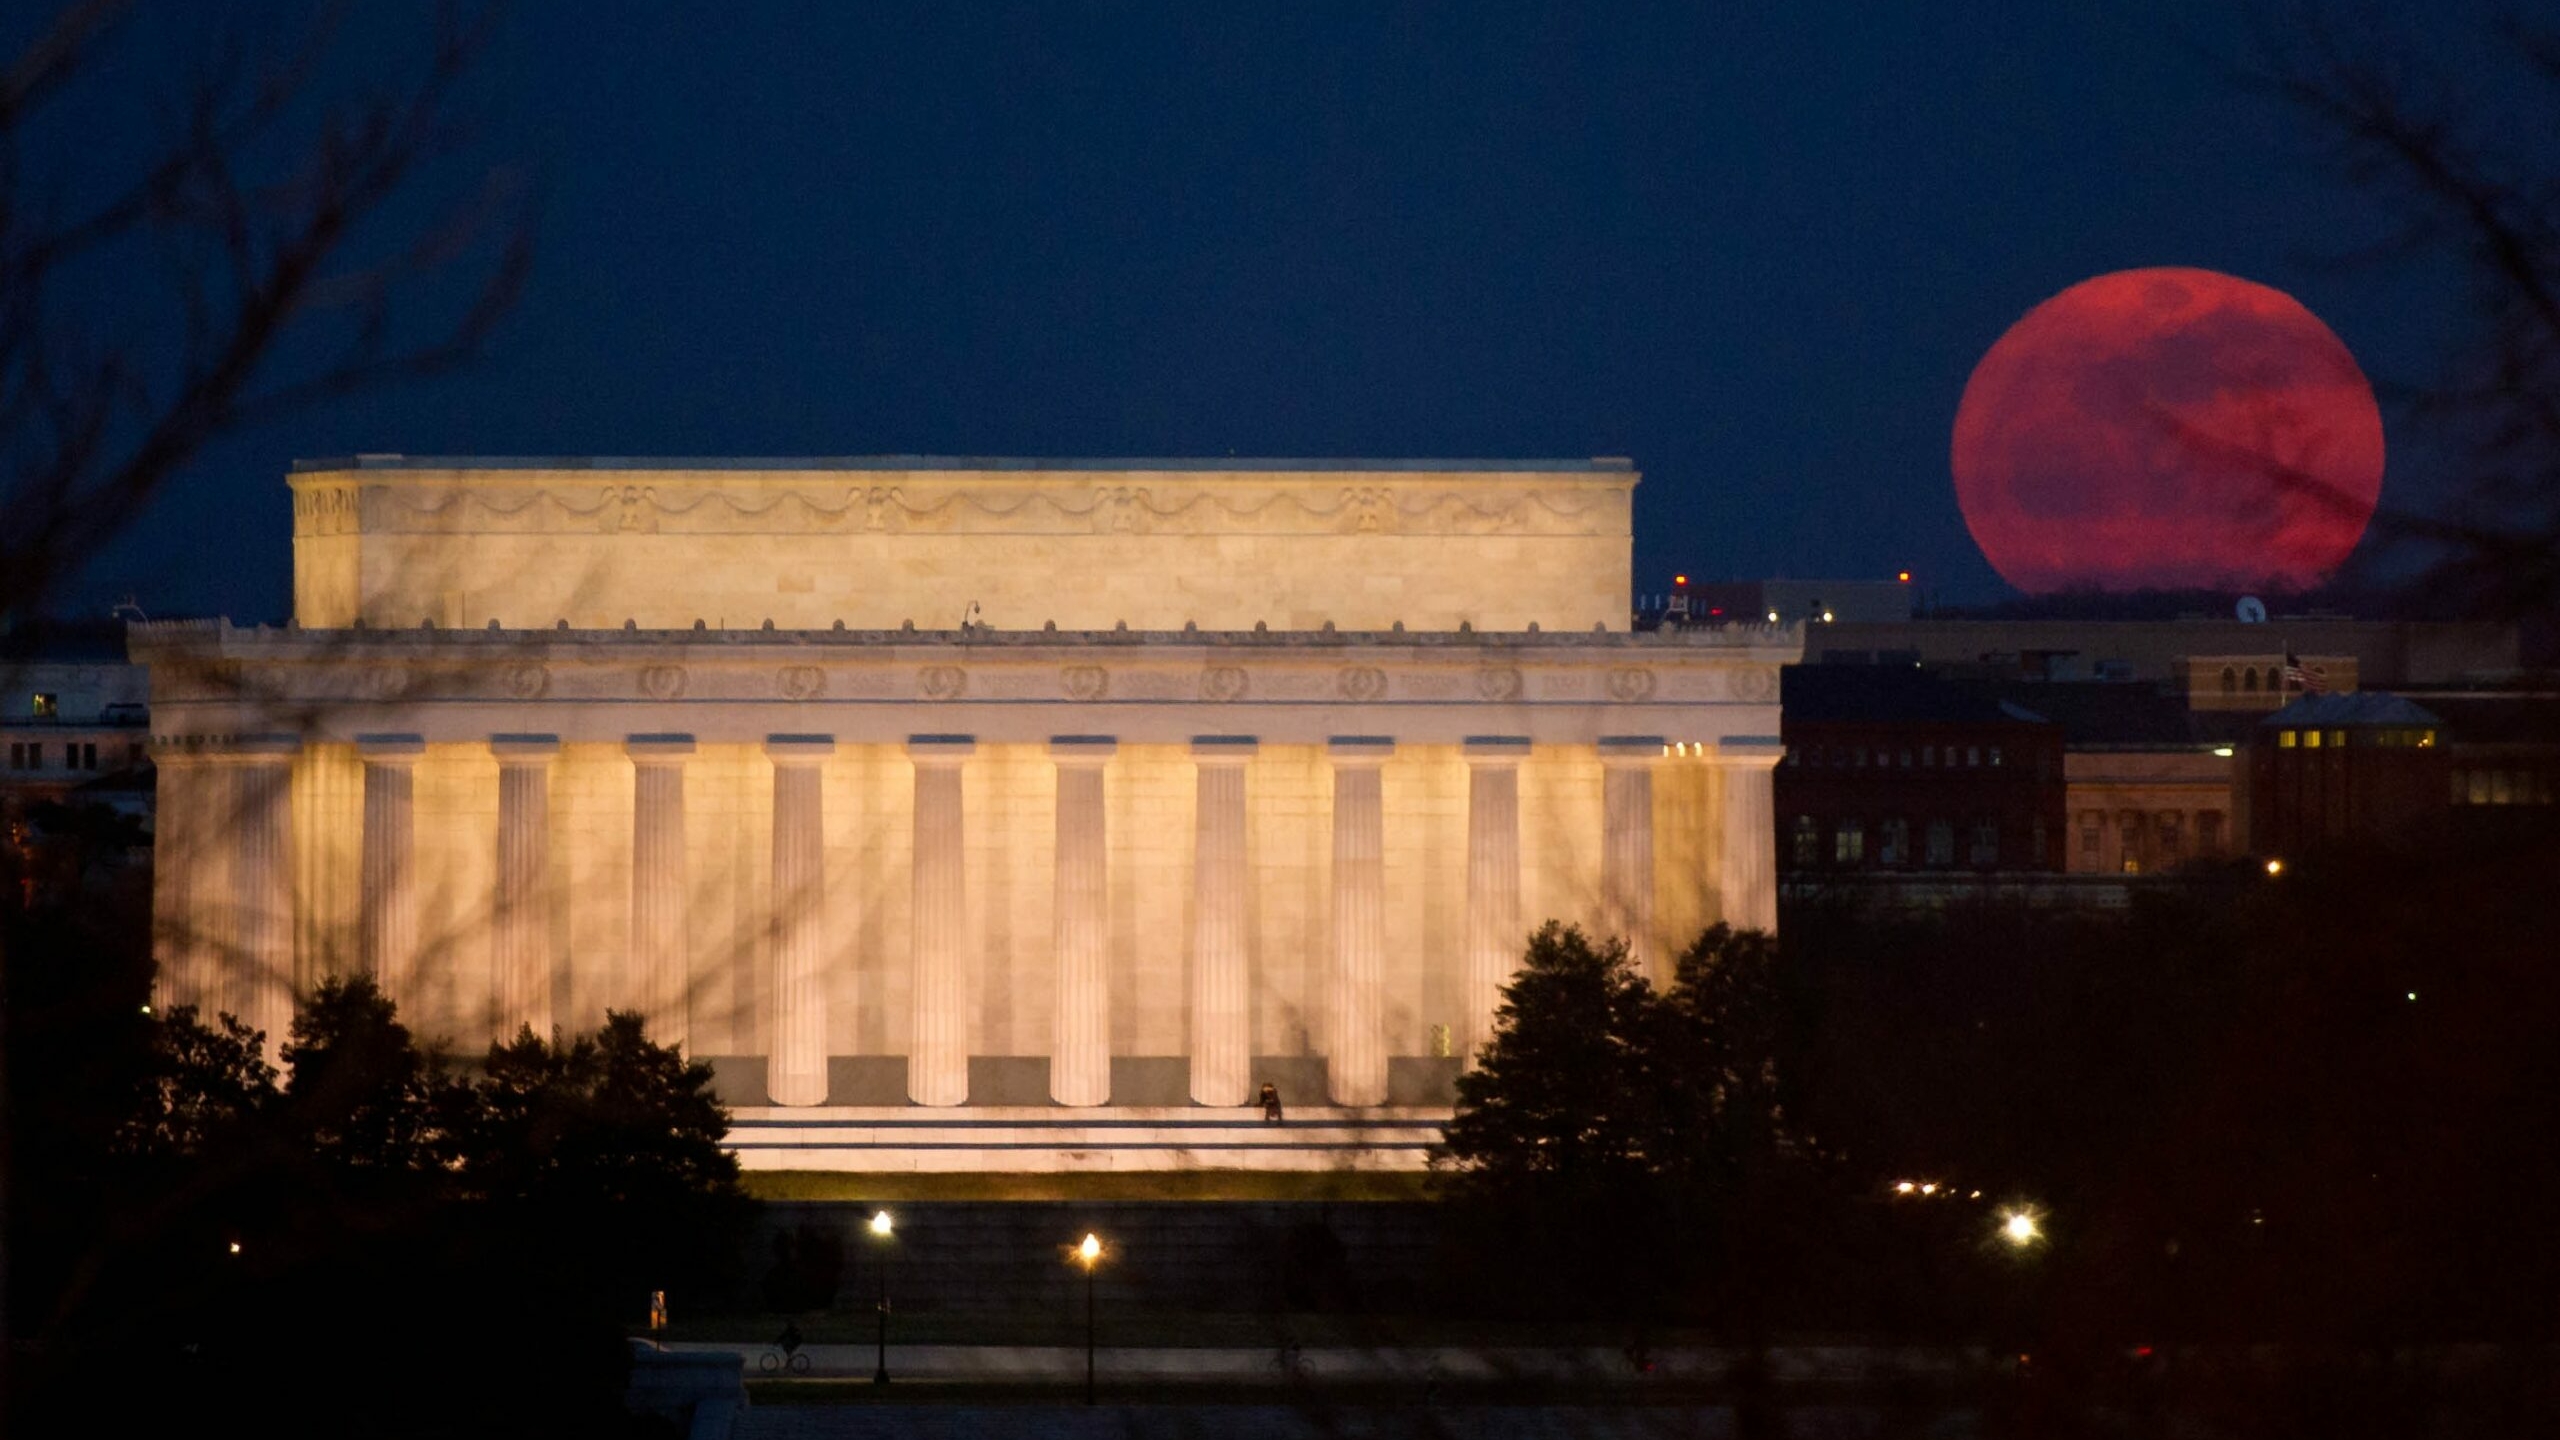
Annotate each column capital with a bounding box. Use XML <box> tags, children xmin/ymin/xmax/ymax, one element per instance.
<box><xmin>1713</xmin><ymin>735</ymin><xmax>1787</xmax><ymax>767</ymax></box>
<box><xmin>1462</xmin><ymin>735</ymin><xmax>1531</xmax><ymax>763</ymax></box>
<box><xmin>907</xmin><ymin>734</ymin><xmax>976</xmax><ymax>766</ymax></box>
<box><xmin>627</xmin><ymin>733</ymin><xmax>697</xmax><ymax>762</ymax></box>
<box><xmin>1597</xmin><ymin>735</ymin><xmax>1667</xmax><ymax>767</ymax></box>
<box><xmin>192</xmin><ymin>733</ymin><xmax>303</xmax><ymax>764</ymax></box>
<box><xmin>765</xmin><ymin>734</ymin><xmax>836</xmax><ymax>765</ymax></box>
<box><xmin>1327</xmin><ymin>735</ymin><xmax>1394</xmax><ymax>767</ymax></box>
<box><xmin>490</xmin><ymin>733</ymin><xmax>562</xmax><ymax>763</ymax></box>
<box><xmin>1190</xmin><ymin>735</ymin><xmax>1259</xmax><ymax>764</ymax></box>
<box><xmin>355</xmin><ymin>733</ymin><xmax>427</xmax><ymax>764</ymax></box>
<box><xmin>1049</xmin><ymin>735</ymin><xmax>1117</xmax><ymax>765</ymax></box>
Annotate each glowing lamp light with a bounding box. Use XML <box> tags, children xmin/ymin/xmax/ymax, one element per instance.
<box><xmin>1673</xmin><ymin>574</ymin><xmax>1688</xmax><ymax>586</ymax></box>
<box><xmin>1820</xmin><ymin>609</ymin><xmax>1835</xmax><ymax>623</ymax></box>
<box><xmin>140</xmin><ymin>1004</ymin><xmax>153</xmax><ymax>1016</ymax></box>
<box><xmin>869</xmin><ymin>1209</ymin><xmax>894</xmax><ymax>1237</ymax></box>
<box><xmin>2212</xmin><ymin>746</ymin><xmax>2234</xmax><ymax>758</ymax></box>
<box><xmin>1897</xmin><ymin>571</ymin><xmax>1911</xmax><ymax>583</ymax></box>
<box><xmin>1076</xmin><ymin>1233</ymin><xmax>1103</xmax><ymax>1269</ymax></box>
<box><xmin>1893</xmin><ymin>1180</ymin><xmax>1916</xmax><ymax>1195</ymax></box>
<box><xmin>1765</xmin><ymin>609</ymin><xmax>1780</xmax><ymax>623</ymax></box>
<box><xmin>227</xmin><ymin>1241</ymin><xmax>242</xmax><ymax>1255</ymax></box>
<box><xmin>2405</xmin><ymin>991</ymin><xmax>2418</xmax><ymax>1003</ymax></box>
<box><xmin>2002</xmin><ymin>1212</ymin><xmax>2040</xmax><ymax>1246</ymax></box>
<box><xmin>2264</xmin><ymin>858</ymin><xmax>2284</xmax><ymax>877</ymax></box>
<box><xmin>1919</xmin><ymin>1183</ymin><xmax>1939</xmax><ymax>1196</ymax></box>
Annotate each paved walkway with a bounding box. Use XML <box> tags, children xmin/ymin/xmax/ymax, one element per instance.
<box><xmin>733</xmin><ymin>1403</ymin><xmax>1958</xmax><ymax>1440</ymax></box>
<box><xmin>674</xmin><ymin>1340</ymin><xmax>1986</xmax><ymax>1385</ymax></box>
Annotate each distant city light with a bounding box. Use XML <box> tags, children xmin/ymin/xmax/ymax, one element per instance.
<box><xmin>870</xmin><ymin>1209</ymin><xmax>895</xmax><ymax>1237</ymax></box>
<box><xmin>1076</xmin><ymin>1233</ymin><xmax>1103</xmax><ymax>1268</ymax></box>
<box><xmin>1820</xmin><ymin>609</ymin><xmax>1835</xmax><ymax>623</ymax></box>
<box><xmin>227</xmin><ymin>1241</ymin><xmax>242</xmax><ymax>1254</ymax></box>
<box><xmin>2264</xmin><ymin>858</ymin><xmax>2284</xmax><ymax>877</ymax></box>
<box><xmin>2406</xmin><ymin>991</ymin><xmax>2417</xmax><ymax>1002</ymax></box>
<box><xmin>2002</xmin><ymin>1211</ymin><xmax>2040</xmax><ymax>1246</ymax></box>
<box><xmin>1897</xmin><ymin>571</ymin><xmax>1911</xmax><ymax>583</ymax></box>
<box><xmin>1894</xmin><ymin>1180</ymin><xmax>1915</xmax><ymax>1195</ymax></box>
<box><xmin>140</xmin><ymin>1004</ymin><xmax>153</xmax><ymax>1015</ymax></box>
<box><xmin>1766</xmin><ymin>609</ymin><xmax>1779</xmax><ymax>623</ymax></box>
<box><xmin>2212</xmin><ymin>746</ymin><xmax>2234</xmax><ymax>757</ymax></box>
<box><xmin>1673</xmin><ymin>574</ymin><xmax>1688</xmax><ymax>586</ymax></box>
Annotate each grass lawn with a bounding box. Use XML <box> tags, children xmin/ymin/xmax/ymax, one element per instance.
<box><xmin>742</xmin><ymin>1169</ymin><xmax>1439</xmax><ymax>1203</ymax></box>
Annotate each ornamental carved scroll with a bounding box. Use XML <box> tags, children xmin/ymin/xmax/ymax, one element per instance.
<box><xmin>919</xmin><ymin>665</ymin><xmax>968</xmax><ymax>700</ymax></box>
<box><xmin>638</xmin><ymin>665</ymin><xmax>687</xmax><ymax>700</ymax></box>
<box><xmin>777</xmin><ymin>665</ymin><xmax>827</xmax><ymax>700</ymax></box>
<box><xmin>503</xmin><ymin>663</ymin><xmax>551</xmax><ymax>700</ymax></box>
<box><xmin>1475</xmin><ymin>667</ymin><xmax>1523</xmax><ymax>702</ymax></box>
<box><xmin>1731</xmin><ymin>666</ymin><xmax>1777</xmax><ymax>703</ymax></box>
<box><xmin>1201</xmin><ymin>666</ymin><xmax>1247</xmax><ymax>702</ymax></box>
<box><xmin>1061</xmin><ymin>665</ymin><xmax>1108</xmax><ymax>701</ymax></box>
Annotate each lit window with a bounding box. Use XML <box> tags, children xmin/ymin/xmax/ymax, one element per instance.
<box><xmin>2328</xmin><ymin>731</ymin><xmax>2346</xmax><ymax>749</ymax></box>
<box><xmin>1834</xmin><ymin>820</ymin><xmax>1865</xmax><ymax>865</ymax></box>
<box><xmin>1988</xmin><ymin>746</ymin><xmax>2003</xmax><ymax>767</ymax></box>
<box><xmin>2278</xmin><ymin>730</ymin><xmax>2297</xmax><ymax>749</ymax></box>
<box><xmin>2303</xmin><ymin>730</ymin><xmax>2321</xmax><ymax>749</ymax></box>
<box><xmin>1790</xmin><ymin>815</ymin><xmax>1820</xmax><ymax>866</ymax></box>
<box><xmin>30</xmin><ymin>693</ymin><xmax>57</xmax><ymax>718</ymax></box>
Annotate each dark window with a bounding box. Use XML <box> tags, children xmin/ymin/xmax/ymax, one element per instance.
<box><xmin>1988</xmin><ymin>745</ymin><xmax>2003</xmax><ymax>767</ymax></box>
<box><xmin>2243</xmin><ymin>669</ymin><xmax>2260</xmax><ymax>693</ymax></box>
<box><xmin>6</xmin><ymin>742</ymin><xmax>20</xmax><ymax>769</ymax></box>
<box><xmin>2220</xmin><ymin>666</ymin><xmax>2238</xmax><ymax>693</ymax></box>
<box><xmin>2197</xmin><ymin>811</ymin><xmax>2223</xmax><ymax>853</ymax></box>
<box><xmin>1878</xmin><ymin>818</ymin><xmax>1909</xmax><ymax>865</ymax></box>
<box><xmin>1965</xmin><ymin>746</ymin><xmax>1981</xmax><ymax>767</ymax></box>
<box><xmin>1925</xmin><ymin>820</ymin><xmax>1955</xmax><ymax>867</ymax></box>
<box><xmin>1969</xmin><ymin>818</ymin><xmax>2000</xmax><ymax>866</ymax></box>
<box><xmin>81</xmin><ymin>742</ymin><xmax>97</xmax><ymax>770</ymax></box>
<box><xmin>2031</xmin><ymin>816</ymin><xmax>2047</xmax><ymax>868</ymax></box>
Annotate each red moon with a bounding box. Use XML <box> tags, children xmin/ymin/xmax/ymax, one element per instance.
<box><xmin>1951</xmin><ymin>267</ymin><xmax>2384</xmax><ymax>594</ymax></box>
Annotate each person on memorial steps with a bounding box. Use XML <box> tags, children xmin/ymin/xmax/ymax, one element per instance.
<box><xmin>1259</xmin><ymin>1082</ymin><xmax>1285</xmax><ymax>1124</ymax></box>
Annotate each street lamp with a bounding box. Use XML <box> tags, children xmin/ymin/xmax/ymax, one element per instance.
<box><xmin>868</xmin><ymin>1209</ymin><xmax>894</xmax><ymax>1385</ymax></box>
<box><xmin>2001</xmin><ymin>1210</ymin><xmax>2041</xmax><ymax>1247</ymax></box>
<box><xmin>1073</xmin><ymin>1232</ymin><xmax>1105</xmax><ymax>1405</ymax></box>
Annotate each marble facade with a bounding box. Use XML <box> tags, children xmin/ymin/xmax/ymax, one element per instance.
<box><xmin>139</xmin><ymin>457</ymin><xmax>1796</xmax><ymax>1170</ymax></box>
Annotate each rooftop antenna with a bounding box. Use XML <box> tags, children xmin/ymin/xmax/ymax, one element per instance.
<box><xmin>109</xmin><ymin>595</ymin><xmax>149</xmax><ymax>623</ymax></box>
<box><xmin>960</xmin><ymin>600</ymin><xmax>982</xmax><ymax>633</ymax></box>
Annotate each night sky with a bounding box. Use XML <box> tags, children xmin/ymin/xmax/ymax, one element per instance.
<box><xmin>52</xmin><ymin>2</ymin><xmax>2510</xmax><ymax>622</ymax></box>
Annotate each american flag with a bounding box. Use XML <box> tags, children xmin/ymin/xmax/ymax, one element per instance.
<box><xmin>2284</xmin><ymin>652</ymin><xmax>2328</xmax><ymax>694</ymax></box>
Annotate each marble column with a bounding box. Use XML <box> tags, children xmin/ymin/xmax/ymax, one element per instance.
<box><xmin>357</xmin><ymin>735</ymin><xmax>425</xmax><ymax>1007</ymax></box>
<box><xmin>1714</xmin><ymin>737</ymin><xmax>1785</xmax><ymax>934</ymax></box>
<box><xmin>908</xmin><ymin>736</ymin><xmax>975</xmax><ymax>1107</ymax></box>
<box><xmin>766</xmin><ymin>736</ymin><xmax>834</xmax><ymax>1107</ymax></box>
<box><xmin>1049</xmin><ymin>736</ymin><xmax>1115</xmax><ymax>1107</ymax></box>
<box><xmin>1599</xmin><ymin>736</ymin><xmax>1663</xmax><ymax>982</ymax></box>
<box><xmin>1461</xmin><ymin>737</ymin><xmax>1528</xmax><ymax>1064</ymax></box>
<box><xmin>147</xmin><ymin>744</ymin><xmax>212</xmax><ymax>1015</ymax></box>
<box><xmin>491</xmin><ymin>735</ymin><xmax>559</xmax><ymax>1041</ymax></box>
<box><xmin>627</xmin><ymin>735</ymin><xmax>694</xmax><ymax>1051</ymax></box>
<box><xmin>1326</xmin><ymin>737</ymin><xmax>1392</xmax><ymax>1108</ymax></box>
<box><xmin>225</xmin><ymin>735</ymin><xmax>300</xmax><ymax>1057</ymax></box>
<box><xmin>1188</xmin><ymin>736</ymin><xmax>1256</xmax><ymax>1105</ymax></box>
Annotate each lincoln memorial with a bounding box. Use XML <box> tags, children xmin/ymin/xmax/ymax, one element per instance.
<box><xmin>133</xmin><ymin>457</ymin><xmax>1797</xmax><ymax>1170</ymax></box>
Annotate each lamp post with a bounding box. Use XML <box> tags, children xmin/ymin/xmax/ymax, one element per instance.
<box><xmin>868</xmin><ymin>1209</ymin><xmax>894</xmax><ymax>1385</ymax></box>
<box><xmin>1073</xmin><ymin>1232</ymin><xmax>1104</xmax><ymax>1405</ymax></box>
